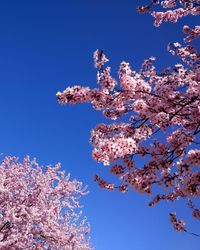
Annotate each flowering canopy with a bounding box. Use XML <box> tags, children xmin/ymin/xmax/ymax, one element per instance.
<box><xmin>0</xmin><ymin>156</ymin><xmax>91</xmax><ymax>249</ymax></box>
<box><xmin>57</xmin><ymin>0</ymin><xmax>200</xmax><ymax>234</ymax></box>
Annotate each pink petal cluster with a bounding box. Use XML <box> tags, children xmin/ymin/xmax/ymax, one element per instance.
<box><xmin>192</xmin><ymin>209</ymin><xmax>200</xmax><ymax>219</ymax></box>
<box><xmin>0</xmin><ymin>156</ymin><xmax>92</xmax><ymax>249</ymax></box>
<box><xmin>167</xmin><ymin>43</ymin><xmax>199</xmax><ymax>65</ymax></box>
<box><xmin>166</xmin><ymin>129</ymin><xmax>194</xmax><ymax>155</ymax></box>
<box><xmin>183</xmin><ymin>25</ymin><xmax>200</xmax><ymax>42</ymax></box>
<box><xmin>57</xmin><ymin>0</ymin><xmax>200</xmax><ymax>235</ymax></box>
<box><xmin>161</xmin><ymin>0</ymin><xmax>177</xmax><ymax>8</ymax></box>
<box><xmin>93</xmin><ymin>49</ymin><xmax>109</xmax><ymax>69</ymax></box>
<box><xmin>57</xmin><ymin>86</ymin><xmax>93</xmax><ymax>105</ymax></box>
<box><xmin>94</xmin><ymin>175</ymin><xmax>114</xmax><ymax>191</ymax></box>
<box><xmin>170</xmin><ymin>213</ymin><xmax>186</xmax><ymax>232</ymax></box>
<box><xmin>57</xmin><ymin>47</ymin><xmax>200</xmax><ymax>232</ymax></box>
<box><xmin>152</xmin><ymin>8</ymin><xmax>190</xmax><ymax>27</ymax></box>
<box><xmin>138</xmin><ymin>0</ymin><xmax>200</xmax><ymax>27</ymax></box>
<box><xmin>178</xmin><ymin>149</ymin><xmax>200</xmax><ymax>167</ymax></box>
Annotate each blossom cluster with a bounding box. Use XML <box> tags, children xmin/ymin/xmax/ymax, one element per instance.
<box><xmin>137</xmin><ymin>0</ymin><xmax>200</xmax><ymax>28</ymax></box>
<box><xmin>170</xmin><ymin>213</ymin><xmax>186</xmax><ymax>232</ymax></box>
<box><xmin>57</xmin><ymin>48</ymin><xmax>199</xmax><ymax>233</ymax></box>
<box><xmin>0</xmin><ymin>156</ymin><xmax>92</xmax><ymax>250</ymax></box>
<box><xmin>57</xmin><ymin>0</ymin><xmax>200</xmax><ymax>235</ymax></box>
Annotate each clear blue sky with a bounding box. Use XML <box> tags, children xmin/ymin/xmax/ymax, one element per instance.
<box><xmin>0</xmin><ymin>1</ymin><xmax>199</xmax><ymax>249</ymax></box>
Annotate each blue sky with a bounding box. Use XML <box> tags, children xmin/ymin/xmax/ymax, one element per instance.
<box><xmin>0</xmin><ymin>1</ymin><xmax>199</xmax><ymax>249</ymax></box>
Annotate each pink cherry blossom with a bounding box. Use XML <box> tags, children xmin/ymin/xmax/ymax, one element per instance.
<box><xmin>57</xmin><ymin>0</ymin><xmax>200</xmax><ymax>236</ymax></box>
<box><xmin>0</xmin><ymin>156</ymin><xmax>92</xmax><ymax>249</ymax></box>
<box><xmin>170</xmin><ymin>213</ymin><xmax>186</xmax><ymax>232</ymax></box>
<box><xmin>183</xmin><ymin>25</ymin><xmax>200</xmax><ymax>42</ymax></box>
<box><xmin>137</xmin><ymin>0</ymin><xmax>200</xmax><ymax>27</ymax></box>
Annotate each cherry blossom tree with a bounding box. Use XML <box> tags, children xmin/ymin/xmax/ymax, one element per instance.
<box><xmin>57</xmin><ymin>0</ymin><xmax>200</xmax><ymax>234</ymax></box>
<box><xmin>0</xmin><ymin>156</ymin><xmax>92</xmax><ymax>249</ymax></box>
